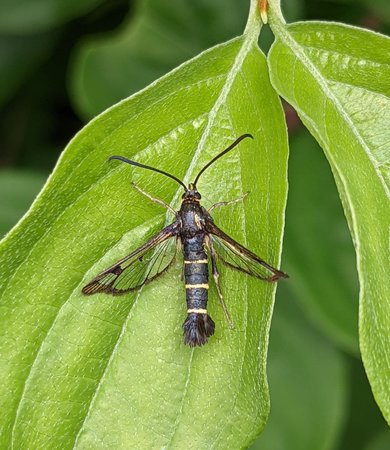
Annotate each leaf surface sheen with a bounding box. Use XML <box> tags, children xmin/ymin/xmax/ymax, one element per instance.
<box><xmin>0</xmin><ymin>32</ymin><xmax>288</xmax><ymax>449</ymax></box>
<box><xmin>283</xmin><ymin>131</ymin><xmax>359</xmax><ymax>353</ymax></box>
<box><xmin>268</xmin><ymin>19</ymin><xmax>390</xmax><ymax>422</ymax></box>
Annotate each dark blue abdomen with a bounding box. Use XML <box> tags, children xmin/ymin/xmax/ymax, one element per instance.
<box><xmin>183</xmin><ymin>234</ymin><xmax>209</xmax><ymax>310</ymax></box>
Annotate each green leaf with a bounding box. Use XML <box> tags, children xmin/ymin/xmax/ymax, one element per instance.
<box><xmin>0</xmin><ymin>0</ymin><xmax>102</xmax><ymax>34</ymax></box>
<box><xmin>364</xmin><ymin>430</ymin><xmax>390</xmax><ymax>450</ymax></box>
<box><xmin>0</xmin><ymin>170</ymin><xmax>46</xmax><ymax>238</ymax></box>
<box><xmin>70</xmin><ymin>0</ymin><xmax>247</xmax><ymax>118</ymax></box>
<box><xmin>0</xmin><ymin>28</ymin><xmax>288</xmax><ymax>450</ymax></box>
<box><xmin>268</xmin><ymin>16</ymin><xmax>390</xmax><ymax>423</ymax></box>
<box><xmin>250</xmin><ymin>285</ymin><xmax>347</xmax><ymax>450</ymax></box>
<box><xmin>0</xmin><ymin>34</ymin><xmax>56</xmax><ymax>106</ymax></box>
<box><xmin>340</xmin><ymin>355</ymin><xmax>390</xmax><ymax>449</ymax></box>
<box><xmin>284</xmin><ymin>130</ymin><xmax>359</xmax><ymax>353</ymax></box>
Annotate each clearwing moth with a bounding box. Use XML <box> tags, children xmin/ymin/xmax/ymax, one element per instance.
<box><xmin>83</xmin><ymin>134</ymin><xmax>288</xmax><ymax>346</ymax></box>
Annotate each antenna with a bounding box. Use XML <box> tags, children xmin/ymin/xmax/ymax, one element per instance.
<box><xmin>193</xmin><ymin>134</ymin><xmax>253</xmax><ymax>186</ymax></box>
<box><xmin>109</xmin><ymin>156</ymin><xmax>188</xmax><ymax>191</ymax></box>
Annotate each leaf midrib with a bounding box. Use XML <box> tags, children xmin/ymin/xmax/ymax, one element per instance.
<box><xmin>163</xmin><ymin>33</ymin><xmax>261</xmax><ymax>448</ymax></box>
<box><xmin>70</xmin><ymin>32</ymin><xmax>260</xmax><ymax>448</ymax></box>
<box><xmin>166</xmin><ymin>28</ymin><xmax>266</xmax><ymax>449</ymax></box>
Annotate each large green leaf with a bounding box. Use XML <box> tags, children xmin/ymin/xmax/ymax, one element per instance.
<box><xmin>250</xmin><ymin>284</ymin><xmax>347</xmax><ymax>450</ymax></box>
<box><xmin>267</xmin><ymin>8</ymin><xmax>390</xmax><ymax>423</ymax></box>
<box><xmin>364</xmin><ymin>430</ymin><xmax>390</xmax><ymax>450</ymax></box>
<box><xmin>339</xmin><ymin>356</ymin><xmax>390</xmax><ymax>450</ymax></box>
<box><xmin>284</xmin><ymin>131</ymin><xmax>359</xmax><ymax>353</ymax></box>
<box><xmin>0</xmin><ymin>17</ymin><xmax>288</xmax><ymax>450</ymax></box>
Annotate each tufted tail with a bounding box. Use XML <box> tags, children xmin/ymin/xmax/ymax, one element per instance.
<box><xmin>183</xmin><ymin>313</ymin><xmax>215</xmax><ymax>347</ymax></box>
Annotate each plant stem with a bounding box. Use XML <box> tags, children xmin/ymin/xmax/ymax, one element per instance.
<box><xmin>244</xmin><ymin>0</ymin><xmax>262</xmax><ymax>41</ymax></box>
<box><xmin>267</xmin><ymin>0</ymin><xmax>286</xmax><ymax>29</ymax></box>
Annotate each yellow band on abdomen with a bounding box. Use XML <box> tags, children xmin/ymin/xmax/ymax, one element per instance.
<box><xmin>187</xmin><ymin>308</ymin><xmax>207</xmax><ymax>314</ymax></box>
<box><xmin>185</xmin><ymin>283</ymin><xmax>209</xmax><ymax>289</ymax></box>
<box><xmin>184</xmin><ymin>259</ymin><xmax>208</xmax><ymax>264</ymax></box>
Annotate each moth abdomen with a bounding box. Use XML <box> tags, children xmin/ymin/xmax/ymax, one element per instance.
<box><xmin>182</xmin><ymin>232</ymin><xmax>213</xmax><ymax>346</ymax></box>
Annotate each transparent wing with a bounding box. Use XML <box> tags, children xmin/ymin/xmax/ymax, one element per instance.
<box><xmin>206</xmin><ymin>220</ymin><xmax>288</xmax><ymax>282</ymax></box>
<box><xmin>82</xmin><ymin>221</ymin><xmax>180</xmax><ymax>295</ymax></box>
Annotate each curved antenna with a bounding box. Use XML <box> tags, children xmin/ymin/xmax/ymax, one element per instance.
<box><xmin>193</xmin><ymin>134</ymin><xmax>253</xmax><ymax>186</ymax></box>
<box><xmin>109</xmin><ymin>155</ymin><xmax>188</xmax><ymax>191</ymax></box>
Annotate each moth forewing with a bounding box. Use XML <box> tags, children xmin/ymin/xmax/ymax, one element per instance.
<box><xmin>82</xmin><ymin>221</ymin><xmax>179</xmax><ymax>295</ymax></box>
<box><xmin>205</xmin><ymin>219</ymin><xmax>288</xmax><ymax>282</ymax></box>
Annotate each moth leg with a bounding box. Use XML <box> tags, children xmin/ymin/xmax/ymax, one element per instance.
<box><xmin>206</xmin><ymin>237</ymin><xmax>234</xmax><ymax>329</ymax></box>
<box><xmin>208</xmin><ymin>192</ymin><xmax>249</xmax><ymax>213</ymax></box>
<box><xmin>131</xmin><ymin>182</ymin><xmax>176</xmax><ymax>215</ymax></box>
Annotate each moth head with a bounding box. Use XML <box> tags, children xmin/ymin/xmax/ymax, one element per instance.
<box><xmin>182</xmin><ymin>183</ymin><xmax>201</xmax><ymax>201</ymax></box>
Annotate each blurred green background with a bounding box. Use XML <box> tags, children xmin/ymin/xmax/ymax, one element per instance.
<box><xmin>1</xmin><ymin>0</ymin><xmax>389</xmax><ymax>449</ymax></box>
